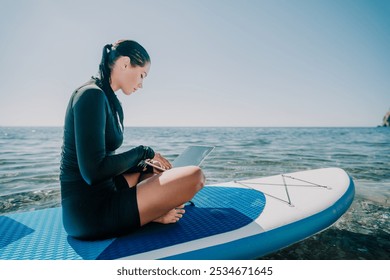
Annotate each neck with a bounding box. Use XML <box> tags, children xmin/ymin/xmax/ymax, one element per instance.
<box><xmin>109</xmin><ymin>74</ymin><xmax>119</xmax><ymax>92</ymax></box>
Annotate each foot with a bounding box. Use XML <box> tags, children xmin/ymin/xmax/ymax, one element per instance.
<box><xmin>153</xmin><ymin>204</ymin><xmax>185</xmax><ymax>224</ymax></box>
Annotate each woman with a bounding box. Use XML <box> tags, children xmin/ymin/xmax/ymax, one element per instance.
<box><xmin>60</xmin><ymin>40</ymin><xmax>205</xmax><ymax>240</ymax></box>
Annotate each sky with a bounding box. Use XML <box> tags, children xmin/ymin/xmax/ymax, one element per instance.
<box><xmin>0</xmin><ymin>0</ymin><xmax>389</xmax><ymax>127</ymax></box>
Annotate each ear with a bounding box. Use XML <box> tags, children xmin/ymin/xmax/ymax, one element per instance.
<box><xmin>119</xmin><ymin>56</ymin><xmax>131</xmax><ymax>70</ymax></box>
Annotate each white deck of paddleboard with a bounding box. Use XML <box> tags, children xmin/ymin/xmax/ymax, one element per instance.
<box><xmin>120</xmin><ymin>167</ymin><xmax>353</xmax><ymax>259</ymax></box>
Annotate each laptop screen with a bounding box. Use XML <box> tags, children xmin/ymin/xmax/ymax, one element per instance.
<box><xmin>172</xmin><ymin>146</ymin><xmax>215</xmax><ymax>168</ymax></box>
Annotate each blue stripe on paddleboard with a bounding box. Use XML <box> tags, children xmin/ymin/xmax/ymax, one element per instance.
<box><xmin>163</xmin><ymin>176</ymin><xmax>355</xmax><ymax>260</ymax></box>
<box><xmin>97</xmin><ymin>187</ymin><xmax>265</xmax><ymax>259</ymax></box>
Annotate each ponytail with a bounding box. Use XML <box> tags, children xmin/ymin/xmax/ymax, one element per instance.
<box><xmin>99</xmin><ymin>44</ymin><xmax>113</xmax><ymax>84</ymax></box>
<box><xmin>97</xmin><ymin>44</ymin><xmax>124</xmax><ymax>131</ymax></box>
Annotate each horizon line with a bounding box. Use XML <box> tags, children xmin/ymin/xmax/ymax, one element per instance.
<box><xmin>0</xmin><ymin>125</ymin><xmax>382</xmax><ymax>129</ymax></box>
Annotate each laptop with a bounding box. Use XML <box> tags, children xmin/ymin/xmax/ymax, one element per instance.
<box><xmin>172</xmin><ymin>145</ymin><xmax>215</xmax><ymax>168</ymax></box>
<box><xmin>145</xmin><ymin>146</ymin><xmax>214</xmax><ymax>171</ymax></box>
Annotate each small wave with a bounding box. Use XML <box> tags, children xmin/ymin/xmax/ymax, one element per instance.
<box><xmin>0</xmin><ymin>188</ymin><xmax>61</xmax><ymax>215</ymax></box>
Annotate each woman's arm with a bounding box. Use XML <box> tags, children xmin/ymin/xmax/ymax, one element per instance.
<box><xmin>73</xmin><ymin>88</ymin><xmax>154</xmax><ymax>185</ymax></box>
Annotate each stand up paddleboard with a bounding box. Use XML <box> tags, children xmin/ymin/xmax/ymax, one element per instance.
<box><xmin>0</xmin><ymin>164</ymin><xmax>354</xmax><ymax>260</ymax></box>
<box><xmin>0</xmin><ymin>167</ymin><xmax>354</xmax><ymax>260</ymax></box>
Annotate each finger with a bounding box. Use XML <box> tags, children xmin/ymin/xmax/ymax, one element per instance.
<box><xmin>153</xmin><ymin>167</ymin><xmax>164</xmax><ymax>174</ymax></box>
<box><xmin>161</xmin><ymin>157</ymin><xmax>172</xmax><ymax>169</ymax></box>
<box><xmin>152</xmin><ymin>160</ymin><xmax>163</xmax><ymax>168</ymax></box>
<box><xmin>154</xmin><ymin>153</ymin><xmax>172</xmax><ymax>169</ymax></box>
<box><xmin>158</xmin><ymin>158</ymin><xmax>171</xmax><ymax>170</ymax></box>
<box><xmin>148</xmin><ymin>160</ymin><xmax>166</xmax><ymax>172</ymax></box>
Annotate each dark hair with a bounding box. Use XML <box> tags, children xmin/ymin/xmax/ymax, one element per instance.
<box><xmin>97</xmin><ymin>40</ymin><xmax>151</xmax><ymax>130</ymax></box>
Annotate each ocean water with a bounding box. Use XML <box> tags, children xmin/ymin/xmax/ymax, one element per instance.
<box><xmin>0</xmin><ymin>126</ymin><xmax>389</xmax><ymax>259</ymax></box>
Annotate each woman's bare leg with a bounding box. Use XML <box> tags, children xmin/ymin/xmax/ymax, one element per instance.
<box><xmin>124</xmin><ymin>172</ymin><xmax>180</xmax><ymax>223</ymax></box>
<box><xmin>152</xmin><ymin>204</ymin><xmax>185</xmax><ymax>224</ymax></box>
<box><xmin>122</xmin><ymin>172</ymin><xmax>156</xmax><ymax>188</ymax></box>
<box><xmin>134</xmin><ymin>166</ymin><xmax>205</xmax><ymax>226</ymax></box>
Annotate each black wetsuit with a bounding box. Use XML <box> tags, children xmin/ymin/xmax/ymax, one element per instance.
<box><xmin>60</xmin><ymin>79</ymin><xmax>154</xmax><ymax>240</ymax></box>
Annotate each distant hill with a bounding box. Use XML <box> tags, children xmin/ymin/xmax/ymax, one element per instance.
<box><xmin>381</xmin><ymin>110</ymin><xmax>390</xmax><ymax>127</ymax></box>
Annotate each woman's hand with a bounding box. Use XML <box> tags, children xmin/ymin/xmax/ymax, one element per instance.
<box><xmin>146</xmin><ymin>153</ymin><xmax>172</xmax><ymax>174</ymax></box>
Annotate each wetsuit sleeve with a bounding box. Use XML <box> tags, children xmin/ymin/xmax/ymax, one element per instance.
<box><xmin>73</xmin><ymin>89</ymin><xmax>155</xmax><ymax>185</ymax></box>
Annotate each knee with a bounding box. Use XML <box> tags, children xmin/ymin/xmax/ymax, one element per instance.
<box><xmin>186</xmin><ymin>166</ymin><xmax>205</xmax><ymax>193</ymax></box>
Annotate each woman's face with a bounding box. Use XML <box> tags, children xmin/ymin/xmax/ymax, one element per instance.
<box><xmin>121</xmin><ymin>62</ymin><xmax>150</xmax><ymax>95</ymax></box>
